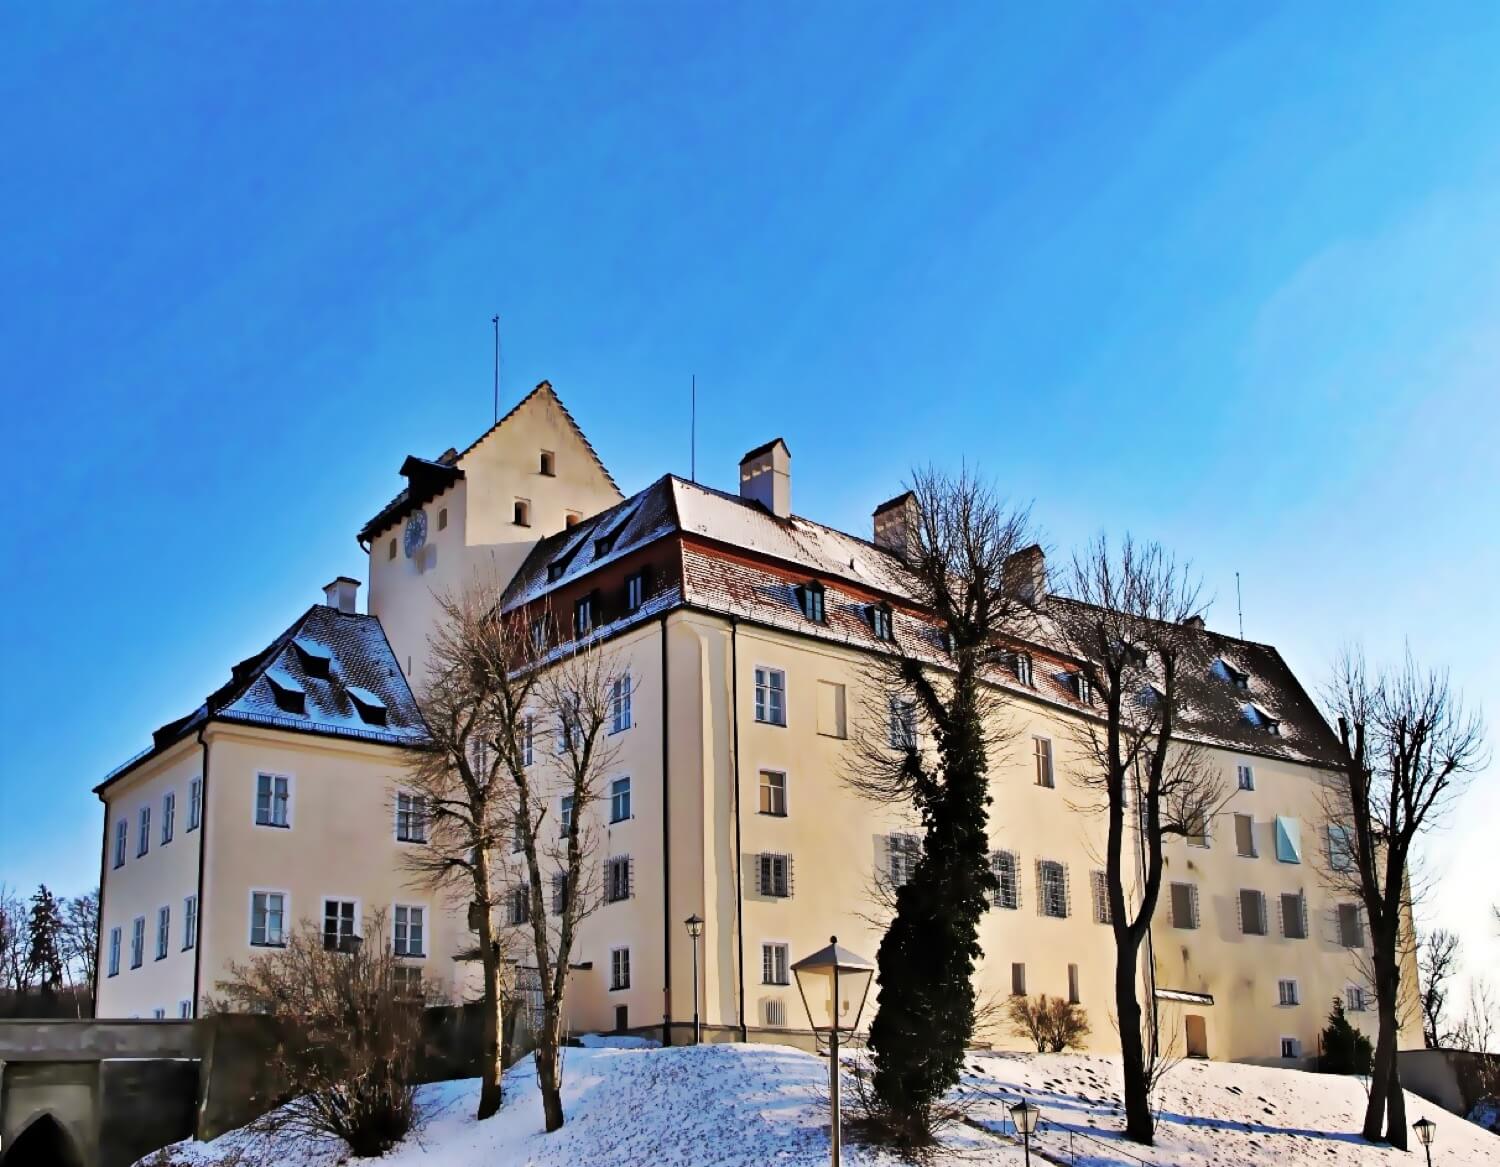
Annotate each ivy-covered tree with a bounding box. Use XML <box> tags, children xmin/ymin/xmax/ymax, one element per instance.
<box><xmin>848</xmin><ymin>470</ymin><xmax>1037</xmax><ymax>1148</ymax></box>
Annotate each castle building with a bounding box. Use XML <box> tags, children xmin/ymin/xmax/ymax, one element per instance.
<box><xmin>94</xmin><ymin>381</ymin><xmax>1420</xmax><ymax>1064</ymax></box>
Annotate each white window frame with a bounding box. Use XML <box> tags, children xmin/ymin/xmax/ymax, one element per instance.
<box><xmin>155</xmin><ymin>905</ymin><xmax>170</xmax><ymax>961</ymax></box>
<box><xmin>1277</xmin><ymin>977</ymin><xmax>1300</xmax><ymax>1007</ymax></box>
<box><xmin>1345</xmin><ymin>984</ymin><xmax>1368</xmax><ymax>1012</ymax></box>
<box><xmin>394</xmin><ymin>791</ymin><xmax>429</xmax><ymax>844</ymax></box>
<box><xmin>1280</xmin><ymin>1036</ymin><xmax>1302</xmax><ymax>1059</ymax></box>
<box><xmin>1090</xmin><ymin>869</ymin><xmax>1112</xmax><ymax>925</ymax></box>
<box><xmin>759</xmin><ymin>769</ymin><xmax>788</xmax><ymax>817</ymax></box>
<box><xmin>521</xmin><ymin>713</ymin><xmax>535</xmax><ymax>767</ymax></box>
<box><xmin>183</xmin><ymin>894</ymin><xmax>198</xmax><ymax>951</ymax></box>
<box><xmin>248</xmin><ymin>889</ymin><xmax>290</xmax><ymax>948</ymax></box>
<box><xmin>322</xmin><ymin>896</ymin><xmax>361</xmax><ymax>951</ymax></box>
<box><xmin>253</xmin><ymin>772</ymin><xmax>293</xmax><ymax>829</ymax></box>
<box><xmin>991</xmin><ymin>850</ymin><xmax>1020</xmax><ymax>910</ymax></box>
<box><xmin>138</xmin><ymin>805</ymin><xmax>151</xmax><ymax>856</ymax></box>
<box><xmin>754</xmin><ymin>666</ymin><xmax>787</xmax><ymax>726</ymax></box>
<box><xmin>610</xmin><ymin>672</ymin><xmax>632</xmax><ymax>734</ymax></box>
<box><xmin>560</xmin><ymin>794</ymin><xmax>575</xmax><ymax>836</ymax></box>
<box><xmin>610</xmin><ymin>775</ymin><xmax>632</xmax><ymax>823</ymax></box>
<box><xmin>625</xmin><ymin>572</ymin><xmax>645</xmax><ymax>612</ymax></box>
<box><xmin>107</xmin><ymin>927</ymin><xmax>121</xmax><ymax>977</ymax></box>
<box><xmin>761</xmin><ymin>940</ymin><xmax>791</xmax><ymax>986</ymax></box>
<box><xmin>114</xmin><ymin>819</ymin><xmax>128</xmax><ymax>868</ymax></box>
<box><xmin>1237</xmin><ymin>762</ymin><xmax>1255</xmax><ymax>791</ymax></box>
<box><xmin>1033</xmin><ymin>736</ymin><xmax>1055</xmax><ymax>788</ymax></box>
<box><xmin>187</xmin><ymin>776</ymin><xmax>202</xmax><ymax>831</ymax></box>
<box><xmin>609</xmin><ymin>945</ymin><xmax>631</xmax><ymax>991</ymax></box>
<box><xmin>131</xmin><ymin>915</ymin><xmax>146</xmax><ymax>968</ymax></box>
<box><xmin>161</xmin><ymin>790</ymin><xmax>175</xmax><ymax>845</ymax></box>
<box><xmin>393</xmin><ymin>902</ymin><xmax>427</xmax><ymax>958</ymax></box>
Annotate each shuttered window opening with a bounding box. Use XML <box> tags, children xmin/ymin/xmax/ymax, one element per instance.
<box><xmin>1279</xmin><ymin>892</ymin><xmax>1308</xmax><ymax>940</ymax></box>
<box><xmin>1011</xmin><ymin>962</ymin><xmax>1027</xmax><ymax>996</ymax></box>
<box><xmin>1277</xmin><ymin>978</ymin><xmax>1300</xmax><ymax>1006</ymax></box>
<box><xmin>765</xmin><ymin>998</ymin><xmax>787</xmax><ymax>1027</ymax></box>
<box><xmin>991</xmin><ymin>851</ymin><xmax>1020</xmax><ymax>910</ymax></box>
<box><xmin>1068</xmin><ymin>963</ymin><xmax>1081</xmax><ymax>1005</ymax></box>
<box><xmin>1171</xmin><ymin>882</ymin><xmax>1200</xmax><ymax>930</ymax></box>
<box><xmin>1238</xmin><ymin>889</ymin><xmax>1268</xmax><ymax>936</ymax></box>
<box><xmin>1234</xmin><ymin>813</ymin><xmax>1257</xmax><ymax>858</ymax></box>
<box><xmin>1338</xmin><ymin>902</ymin><xmax>1364</xmax><ymax>948</ymax></box>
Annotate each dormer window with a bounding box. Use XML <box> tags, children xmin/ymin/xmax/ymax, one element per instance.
<box><xmin>267</xmin><ymin>671</ymin><xmax>306</xmax><ymax>716</ymax></box>
<box><xmin>292</xmin><ymin>639</ymin><xmax>332</xmax><ymax>680</ymax></box>
<box><xmin>1217</xmin><ymin>658</ymin><xmax>1251</xmax><ymax>691</ymax></box>
<box><xmin>796</xmin><ymin>581</ymin><xmax>825</xmax><ymax>623</ymax></box>
<box><xmin>547</xmin><ymin>562</ymin><xmax>566</xmax><ymax>583</ymax></box>
<box><xmin>1073</xmin><ymin>672</ymin><xmax>1092</xmax><ymax>704</ymax></box>
<box><xmin>1015</xmin><ymin>653</ymin><xmax>1034</xmax><ymax>687</ymax></box>
<box><xmin>1244</xmin><ymin>703</ymin><xmax>1280</xmax><ymax>735</ymax></box>
<box><xmin>513</xmin><ymin>499</ymin><xmax>532</xmax><ymax>527</ymax></box>
<box><xmin>346</xmin><ymin>685</ymin><xmax>388</xmax><ymax>727</ymax></box>
<box><xmin>596</xmin><ymin>533</ymin><xmax>618</xmax><ymax>558</ymax></box>
<box><xmin>869</xmin><ymin>603</ymin><xmax>894</xmax><ymax>641</ymax></box>
<box><xmin>540</xmin><ymin>450</ymin><xmax>556</xmax><ymax>476</ymax></box>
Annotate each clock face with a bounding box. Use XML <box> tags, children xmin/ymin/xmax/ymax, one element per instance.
<box><xmin>403</xmin><ymin>510</ymin><xmax>428</xmax><ymax>559</ymax></box>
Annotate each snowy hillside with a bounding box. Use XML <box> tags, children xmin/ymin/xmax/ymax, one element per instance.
<box><xmin>148</xmin><ymin>1042</ymin><xmax>1499</xmax><ymax>1167</ymax></box>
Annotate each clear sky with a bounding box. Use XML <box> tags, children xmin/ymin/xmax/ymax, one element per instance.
<box><xmin>2</xmin><ymin>5</ymin><xmax>1496</xmax><ymax>992</ymax></box>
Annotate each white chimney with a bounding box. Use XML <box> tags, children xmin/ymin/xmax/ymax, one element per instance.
<box><xmin>323</xmin><ymin>576</ymin><xmax>361</xmax><ymax>614</ymax></box>
<box><xmin>1003</xmin><ymin>545</ymin><xmax>1046</xmax><ymax>604</ymax></box>
<box><xmin>739</xmin><ymin>438</ymin><xmax>791</xmax><ymax>519</ymax></box>
<box><xmin>872</xmin><ymin>492</ymin><xmax>919</xmax><ymax>560</ymax></box>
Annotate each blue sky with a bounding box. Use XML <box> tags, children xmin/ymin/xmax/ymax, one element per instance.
<box><xmin>2</xmin><ymin>5</ymin><xmax>1496</xmax><ymax>983</ymax></box>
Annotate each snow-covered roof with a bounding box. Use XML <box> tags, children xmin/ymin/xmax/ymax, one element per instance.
<box><xmin>98</xmin><ymin>604</ymin><xmax>425</xmax><ymax>793</ymax></box>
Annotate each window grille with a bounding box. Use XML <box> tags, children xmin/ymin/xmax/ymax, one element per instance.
<box><xmin>757</xmin><ymin>853</ymin><xmax>793</xmax><ymax>898</ymax></box>
<box><xmin>1090</xmin><ymin>870</ymin><xmax>1112</xmax><ymax>925</ymax></box>
<box><xmin>605</xmin><ymin>856</ymin><xmax>634</xmax><ymax>903</ymax></box>
<box><xmin>1280</xmin><ymin>892</ymin><xmax>1308</xmax><ymax>940</ymax></box>
<box><xmin>991</xmin><ymin>850</ymin><xmax>1020</xmax><ymax>910</ymax></box>
<box><xmin>1238</xmin><ymin>889</ymin><xmax>1268</xmax><ymax>936</ymax></box>
<box><xmin>1036</xmin><ymin>859</ymin><xmax>1069</xmax><ymax>918</ymax></box>
<box><xmin>888</xmin><ymin>834</ymin><xmax>920</xmax><ymax>887</ymax></box>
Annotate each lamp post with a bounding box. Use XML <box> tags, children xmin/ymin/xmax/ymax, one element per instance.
<box><xmin>1009</xmin><ymin>1099</ymin><xmax>1040</xmax><ymax>1167</ymax></box>
<box><xmin>684</xmin><ymin>914</ymin><xmax>704</xmax><ymax>1044</ymax></box>
<box><xmin>792</xmin><ymin>936</ymin><xmax>876</xmax><ymax>1167</ymax></box>
<box><xmin>1412</xmin><ymin>1116</ymin><xmax>1436</xmax><ymax>1167</ymax></box>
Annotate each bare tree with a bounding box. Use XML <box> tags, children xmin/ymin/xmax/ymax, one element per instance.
<box><xmin>62</xmin><ymin>889</ymin><xmax>99</xmax><ymax>999</ymax></box>
<box><xmin>846</xmin><ymin>469</ymin><xmax>1039</xmax><ymax>1149</ymax></box>
<box><xmin>1006</xmin><ymin>994</ymin><xmax>1091</xmax><ymax>1052</ymax></box>
<box><xmin>1417</xmin><ymin>927</ymin><xmax>1461</xmax><ymax>1049</ymax></box>
<box><xmin>1051</xmin><ymin>535</ymin><xmax>1224</xmax><ymax>1145</ymax></box>
<box><xmin>1323</xmin><ymin>649</ymin><xmax>1487</xmax><ymax>1148</ymax></box>
<box><xmin>399</xmin><ymin>577</ymin><xmax>540</xmax><ymax>1121</ymax></box>
<box><xmin>1452</xmin><ymin>976</ymin><xmax>1500</xmax><ymax>1099</ymax></box>
<box><xmin>0</xmin><ymin>883</ymin><xmax>26</xmax><ymax>995</ymax></box>
<box><xmin>503</xmin><ymin>641</ymin><xmax>622</xmax><ymax>1133</ymax></box>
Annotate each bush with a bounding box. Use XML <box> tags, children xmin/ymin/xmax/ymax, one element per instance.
<box><xmin>1006</xmin><ymin>994</ymin><xmax>1092</xmax><ymax>1053</ymax></box>
<box><xmin>210</xmin><ymin>912</ymin><xmax>431</xmax><ymax>1156</ymax></box>
<box><xmin>1319</xmin><ymin>997</ymin><xmax>1373</xmax><ymax>1075</ymax></box>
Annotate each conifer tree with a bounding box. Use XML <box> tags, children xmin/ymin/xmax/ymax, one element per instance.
<box><xmin>24</xmin><ymin>885</ymin><xmax>65</xmax><ymax>997</ymax></box>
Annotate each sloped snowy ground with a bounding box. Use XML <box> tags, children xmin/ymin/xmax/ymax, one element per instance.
<box><xmin>145</xmin><ymin>1043</ymin><xmax>1498</xmax><ymax>1167</ymax></box>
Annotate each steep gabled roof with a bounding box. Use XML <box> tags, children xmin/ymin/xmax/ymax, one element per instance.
<box><xmin>358</xmin><ymin>381</ymin><xmax>619</xmax><ymax>545</ymax></box>
<box><xmin>98</xmin><ymin>605</ymin><xmax>425</xmax><ymax>794</ymax></box>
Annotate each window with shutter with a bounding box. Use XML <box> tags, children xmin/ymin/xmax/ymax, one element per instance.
<box><xmin>1274</xmin><ymin>816</ymin><xmax>1302</xmax><ymax>863</ymax></box>
<box><xmin>1280</xmin><ymin>892</ymin><xmax>1307</xmax><ymax>940</ymax></box>
<box><xmin>1239</xmin><ymin>889</ymin><xmax>1267</xmax><ymax>935</ymax></box>
<box><xmin>1234</xmin><ymin>813</ymin><xmax>1257</xmax><ymax>858</ymax></box>
<box><xmin>1277</xmin><ymin>978</ymin><xmax>1299</xmax><ymax>1006</ymax></box>
<box><xmin>1171</xmin><ymin>882</ymin><xmax>1199</xmax><ymax>929</ymax></box>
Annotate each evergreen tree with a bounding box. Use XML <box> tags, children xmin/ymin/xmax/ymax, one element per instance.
<box><xmin>1319</xmin><ymin>997</ymin><xmax>1374</xmax><ymax>1075</ymax></box>
<box><xmin>24</xmin><ymin>885</ymin><xmax>65</xmax><ymax>997</ymax></box>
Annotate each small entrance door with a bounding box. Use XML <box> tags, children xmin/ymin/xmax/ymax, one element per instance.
<box><xmin>1185</xmin><ymin>1014</ymin><xmax>1208</xmax><ymax>1059</ymax></box>
<box><xmin>614</xmin><ymin>1004</ymin><xmax>629</xmax><ymax>1033</ymax></box>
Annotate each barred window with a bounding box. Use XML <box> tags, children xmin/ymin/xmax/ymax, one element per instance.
<box><xmin>1239</xmin><ymin>888</ymin><xmax>1268</xmax><ymax>936</ymax></box>
<box><xmin>1280</xmin><ymin>892</ymin><xmax>1308</xmax><ymax>940</ymax></box>
<box><xmin>757</xmin><ymin>853</ymin><xmax>793</xmax><ymax>898</ymax></box>
<box><xmin>991</xmin><ymin>850</ymin><xmax>1020</xmax><ymax>910</ymax></box>
<box><xmin>1090</xmin><ymin>870</ymin><xmax>1112</xmax><ymax>925</ymax></box>
<box><xmin>1037</xmin><ymin>859</ymin><xmax>1069</xmax><ymax>918</ymax></box>
<box><xmin>605</xmin><ymin>856</ymin><xmax>633</xmax><ymax>903</ymax></box>
<box><xmin>889</xmin><ymin>696</ymin><xmax>917</xmax><ymax>750</ymax></box>
<box><xmin>888</xmin><ymin>834</ymin><xmax>920</xmax><ymax>887</ymax></box>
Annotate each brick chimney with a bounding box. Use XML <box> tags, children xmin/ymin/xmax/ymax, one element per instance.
<box><xmin>739</xmin><ymin>438</ymin><xmax>791</xmax><ymax>518</ymax></box>
<box><xmin>872</xmin><ymin>492</ymin><xmax>919</xmax><ymax>560</ymax></box>
<box><xmin>1003</xmin><ymin>545</ymin><xmax>1046</xmax><ymax>604</ymax></box>
<box><xmin>323</xmin><ymin>576</ymin><xmax>360</xmax><ymax>614</ymax></box>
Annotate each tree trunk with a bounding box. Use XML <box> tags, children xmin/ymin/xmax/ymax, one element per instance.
<box><xmin>536</xmin><ymin>1005</ymin><xmax>566</xmax><ymax>1132</ymax></box>
<box><xmin>477</xmin><ymin>942</ymin><xmax>504</xmax><ymax>1120</ymax></box>
<box><xmin>1362</xmin><ymin>946</ymin><xmax>1403</xmax><ymax>1144</ymax></box>
<box><xmin>1115</xmin><ymin>937</ymin><xmax>1154</xmax><ymax>1144</ymax></box>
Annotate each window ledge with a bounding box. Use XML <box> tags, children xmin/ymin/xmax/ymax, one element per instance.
<box><xmin>254</xmin><ymin>822</ymin><xmax>292</xmax><ymax>830</ymax></box>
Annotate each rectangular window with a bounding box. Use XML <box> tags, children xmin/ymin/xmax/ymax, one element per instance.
<box><xmin>889</xmin><ymin>696</ymin><xmax>917</xmax><ymax>750</ymax></box>
<box><xmin>131</xmin><ymin>916</ymin><xmax>145</xmax><ymax>967</ymax></box>
<box><xmin>759</xmin><ymin>770</ymin><xmax>787</xmax><ymax>817</ymax></box>
<box><xmin>1185</xmin><ymin>810</ymin><xmax>1210</xmax><ymax>848</ymax></box>
<box><xmin>539</xmin><ymin>450</ymin><xmax>555</xmax><ymax>476</ymax></box>
<box><xmin>152</xmin><ymin>1007</ymin><xmax>166</xmax><ymax>1020</ymax></box>
<box><xmin>1274</xmin><ymin>815</ymin><xmax>1302</xmax><ymax>863</ymax></box>
<box><xmin>605</xmin><ymin>856</ymin><xmax>633</xmax><ymax>903</ymax></box>
<box><xmin>1015</xmin><ymin>653</ymin><xmax>1034</xmax><ymax>687</ymax></box>
<box><xmin>1239</xmin><ymin>889</ymin><xmax>1268</xmax><ymax>936</ymax></box>
<box><xmin>762</xmin><ymin>942</ymin><xmax>790</xmax><ymax>986</ymax></box>
<box><xmin>610</xmin><ymin>673</ymin><xmax>632</xmax><ymax>733</ymax></box>
<box><xmin>1037</xmin><ymin>859</ymin><xmax>1068</xmax><ymax>918</ymax></box>
<box><xmin>1280</xmin><ymin>892</ymin><xmax>1307</xmax><ymax>940</ymax></box>
<box><xmin>557</xmin><ymin>701</ymin><xmax>580</xmax><ymax>753</ymax></box>
<box><xmin>560</xmin><ymin>794</ymin><xmax>574</xmax><ymax>836</ymax></box>
<box><xmin>1338</xmin><ymin>903</ymin><xmax>1364</xmax><ymax>948</ymax></box>
<box><xmin>1033</xmin><ymin>737</ymin><xmax>1054</xmax><ymax>788</ymax></box>
<box><xmin>610</xmin><ymin>946</ymin><xmax>631</xmax><ymax>991</ymax></box>
<box><xmin>513</xmin><ymin>498</ymin><xmax>531</xmax><ymax>526</ymax></box>
<box><xmin>888</xmin><ymin>833</ymin><xmax>920</xmax><ymax>887</ymax></box>
<box><xmin>138</xmin><ymin>805</ymin><xmax>151</xmax><ymax>856</ymax></box>
<box><xmin>611</xmin><ymin>776</ymin><xmax>632</xmax><ymax>823</ymax></box>
<box><xmin>323</xmin><ymin>899</ymin><xmax>358</xmax><ymax>951</ymax></box>
<box><xmin>107</xmin><ymin>927</ymin><xmax>121</xmax><ymax>976</ymax></box>
<box><xmin>754</xmin><ymin>667</ymin><xmax>786</xmax><ymax>726</ymax></box>
<box><xmin>394</xmin><ymin>905</ymin><xmax>425</xmax><ymax>957</ymax></box>
<box><xmin>183</xmin><ymin>895</ymin><xmax>198</xmax><ymax>950</ymax></box>
<box><xmin>1068</xmin><ymin>963</ymin><xmax>1081</xmax><ymax>1005</ymax></box>
<box><xmin>255</xmin><ymin>774</ymin><xmax>290</xmax><ymax>828</ymax></box>
<box><xmin>816</xmin><ymin>681</ymin><xmax>847</xmax><ymax>738</ymax></box>
<box><xmin>1346</xmin><ymin>985</ymin><xmax>1368</xmax><ymax>1012</ymax></box>
<box><xmin>624</xmin><ymin>571</ymin><xmax>646</xmax><ymax>612</ymax></box>
<box><xmin>1170</xmin><ymin>881</ymin><xmax>1200</xmax><ymax>929</ymax></box>
<box><xmin>1090</xmin><ymin>870</ymin><xmax>1112</xmax><ymax>925</ymax></box>
<box><xmin>396</xmin><ymin>793</ymin><xmax>428</xmax><ymax>843</ymax></box>
<box><xmin>991</xmin><ymin>850</ymin><xmax>1020</xmax><ymax>910</ymax></box>
<box><xmin>765</xmin><ymin>998</ymin><xmax>787</xmax><ymax>1027</ymax></box>
<box><xmin>156</xmin><ymin>905</ymin><xmax>170</xmax><ymax>960</ymax></box>
<box><xmin>1277</xmin><ymin>978</ymin><xmax>1300</xmax><ymax>1007</ymax></box>
<box><xmin>1327</xmin><ymin>824</ymin><xmax>1355</xmax><ymax>872</ymax></box>
<box><xmin>1280</xmin><ymin>1037</ymin><xmax>1302</xmax><ymax>1059</ymax></box>
<box><xmin>250</xmin><ymin>892</ymin><xmax>287</xmax><ymax>947</ymax></box>
<box><xmin>521</xmin><ymin>714</ymin><xmax>535</xmax><ymax>766</ymax></box>
<box><xmin>574</xmin><ymin>594</ymin><xmax>596</xmax><ymax>636</ymax></box>
<box><xmin>757</xmin><ymin>853</ymin><xmax>792</xmax><ymax>898</ymax></box>
<box><xmin>551</xmin><ymin>873</ymin><xmax>570</xmax><ymax>916</ymax></box>
<box><xmin>187</xmin><ymin>777</ymin><xmax>202</xmax><ymax>831</ymax></box>
<box><xmin>509</xmin><ymin>885</ymin><xmax>530</xmax><ymax>926</ymax></box>
<box><xmin>179</xmin><ymin>999</ymin><xmax>193</xmax><ymax>1019</ymax></box>
<box><xmin>869</xmin><ymin>604</ymin><xmax>893</xmax><ymax>640</ymax></box>
<box><xmin>1011</xmin><ymin>962</ymin><xmax>1027</xmax><ymax>996</ymax></box>
<box><xmin>798</xmin><ymin>582</ymin><xmax>826</xmax><ymax>623</ymax></box>
<box><xmin>162</xmin><ymin>791</ymin><xmax>175</xmax><ymax>845</ymax></box>
<box><xmin>1237</xmin><ymin>763</ymin><xmax>1255</xmax><ymax>791</ymax></box>
<box><xmin>1234</xmin><ymin>813</ymin><xmax>1257</xmax><ymax>858</ymax></box>
<box><xmin>114</xmin><ymin>819</ymin><xmax>127</xmax><ymax>869</ymax></box>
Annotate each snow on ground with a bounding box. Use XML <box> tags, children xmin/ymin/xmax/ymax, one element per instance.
<box><xmin>146</xmin><ymin>1043</ymin><xmax>1498</xmax><ymax>1167</ymax></box>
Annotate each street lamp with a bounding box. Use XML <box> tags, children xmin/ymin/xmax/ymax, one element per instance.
<box><xmin>1412</xmin><ymin>1116</ymin><xmax>1436</xmax><ymax>1167</ymax></box>
<box><xmin>684</xmin><ymin>914</ymin><xmax>704</xmax><ymax>1045</ymax></box>
<box><xmin>1009</xmin><ymin>1099</ymin><xmax>1041</xmax><ymax>1166</ymax></box>
<box><xmin>792</xmin><ymin>936</ymin><xmax>876</xmax><ymax>1167</ymax></box>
